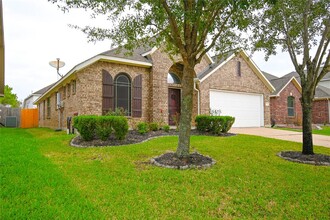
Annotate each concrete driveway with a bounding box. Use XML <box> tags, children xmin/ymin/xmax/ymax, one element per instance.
<box><xmin>229</xmin><ymin>127</ymin><xmax>330</xmax><ymax>148</ymax></box>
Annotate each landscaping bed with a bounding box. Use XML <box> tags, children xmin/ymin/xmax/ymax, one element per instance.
<box><xmin>278</xmin><ymin>151</ymin><xmax>330</xmax><ymax>166</ymax></box>
<box><xmin>71</xmin><ymin>129</ymin><xmax>235</xmax><ymax>147</ymax></box>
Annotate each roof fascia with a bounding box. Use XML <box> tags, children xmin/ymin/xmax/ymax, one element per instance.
<box><xmin>141</xmin><ymin>46</ymin><xmax>157</xmax><ymax>57</ymax></box>
<box><xmin>275</xmin><ymin>76</ymin><xmax>302</xmax><ymax>96</ymax></box>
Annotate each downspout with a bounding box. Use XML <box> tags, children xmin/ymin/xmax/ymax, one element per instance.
<box><xmin>194</xmin><ymin>78</ymin><xmax>200</xmax><ymax>115</ymax></box>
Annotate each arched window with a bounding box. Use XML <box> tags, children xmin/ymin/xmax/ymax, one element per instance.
<box><xmin>287</xmin><ymin>96</ymin><xmax>295</xmax><ymax>116</ymax></box>
<box><xmin>167</xmin><ymin>73</ymin><xmax>181</xmax><ymax>84</ymax></box>
<box><xmin>115</xmin><ymin>73</ymin><xmax>131</xmax><ymax>116</ymax></box>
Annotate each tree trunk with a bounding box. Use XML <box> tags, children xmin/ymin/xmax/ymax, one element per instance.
<box><xmin>176</xmin><ymin>63</ymin><xmax>195</xmax><ymax>158</ymax></box>
<box><xmin>301</xmin><ymin>91</ymin><xmax>314</xmax><ymax>155</ymax></box>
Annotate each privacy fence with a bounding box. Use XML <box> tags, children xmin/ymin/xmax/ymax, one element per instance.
<box><xmin>0</xmin><ymin>105</ymin><xmax>38</xmax><ymax>128</ymax></box>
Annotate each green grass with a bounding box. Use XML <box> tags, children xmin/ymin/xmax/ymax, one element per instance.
<box><xmin>1</xmin><ymin>128</ymin><xmax>329</xmax><ymax>219</ymax></box>
<box><xmin>276</xmin><ymin>126</ymin><xmax>330</xmax><ymax>136</ymax></box>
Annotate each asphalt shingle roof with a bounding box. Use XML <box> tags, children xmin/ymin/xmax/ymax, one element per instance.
<box><xmin>100</xmin><ymin>45</ymin><xmax>153</xmax><ymax>64</ymax></box>
<box><xmin>266</xmin><ymin>70</ymin><xmax>330</xmax><ymax>98</ymax></box>
<box><xmin>34</xmin><ymin>83</ymin><xmax>56</xmax><ymax>95</ymax></box>
<box><xmin>315</xmin><ymin>85</ymin><xmax>330</xmax><ymax>98</ymax></box>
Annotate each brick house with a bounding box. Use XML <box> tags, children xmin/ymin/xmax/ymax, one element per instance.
<box><xmin>264</xmin><ymin>71</ymin><xmax>330</xmax><ymax>126</ymax></box>
<box><xmin>34</xmin><ymin>47</ymin><xmax>274</xmax><ymax>129</ymax></box>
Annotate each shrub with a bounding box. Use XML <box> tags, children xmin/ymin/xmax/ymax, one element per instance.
<box><xmin>95</xmin><ymin>116</ymin><xmax>113</xmax><ymax>141</ymax></box>
<box><xmin>74</xmin><ymin>115</ymin><xmax>128</xmax><ymax>141</ymax></box>
<box><xmin>112</xmin><ymin>117</ymin><xmax>129</xmax><ymax>140</ymax></box>
<box><xmin>162</xmin><ymin>125</ymin><xmax>170</xmax><ymax>132</ymax></box>
<box><xmin>149</xmin><ymin>122</ymin><xmax>159</xmax><ymax>131</ymax></box>
<box><xmin>137</xmin><ymin>122</ymin><xmax>148</xmax><ymax>135</ymax></box>
<box><xmin>195</xmin><ymin>115</ymin><xmax>235</xmax><ymax>134</ymax></box>
<box><xmin>73</xmin><ymin>115</ymin><xmax>97</xmax><ymax>141</ymax></box>
<box><xmin>221</xmin><ymin>116</ymin><xmax>235</xmax><ymax>133</ymax></box>
<box><xmin>106</xmin><ymin>108</ymin><xmax>127</xmax><ymax>116</ymax></box>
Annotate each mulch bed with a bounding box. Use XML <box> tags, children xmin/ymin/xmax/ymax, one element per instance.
<box><xmin>278</xmin><ymin>151</ymin><xmax>330</xmax><ymax>166</ymax></box>
<box><xmin>71</xmin><ymin>129</ymin><xmax>235</xmax><ymax>148</ymax></box>
<box><xmin>151</xmin><ymin>152</ymin><xmax>216</xmax><ymax>169</ymax></box>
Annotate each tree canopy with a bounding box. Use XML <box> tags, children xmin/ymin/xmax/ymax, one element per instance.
<box><xmin>251</xmin><ymin>0</ymin><xmax>330</xmax><ymax>154</ymax></box>
<box><xmin>0</xmin><ymin>85</ymin><xmax>20</xmax><ymax>108</ymax></box>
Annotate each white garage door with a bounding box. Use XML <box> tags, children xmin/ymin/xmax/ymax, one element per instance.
<box><xmin>209</xmin><ymin>90</ymin><xmax>264</xmax><ymax>127</ymax></box>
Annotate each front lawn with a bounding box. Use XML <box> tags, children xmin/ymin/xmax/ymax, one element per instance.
<box><xmin>276</xmin><ymin>126</ymin><xmax>330</xmax><ymax>136</ymax></box>
<box><xmin>1</xmin><ymin>128</ymin><xmax>329</xmax><ymax>219</ymax></box>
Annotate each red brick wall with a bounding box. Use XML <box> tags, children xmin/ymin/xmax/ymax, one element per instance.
<box><xmin>270</xmin><ymin>81</ymin><xmax>302</xmax><ymax>125</ymax></box>
<box><xmin>312</xmin><ymin>100</ymin><xmax>329</xmax><ymax>124</ymax></box>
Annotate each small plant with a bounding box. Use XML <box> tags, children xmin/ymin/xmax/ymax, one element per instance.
<box><xmin>149</xmin><ymin>122</ymin><xmax>159</xmax><ymax>131</ymax></box>
<box><xmin>162</xmin><ymin>125</ymin><xmax>170</xmax><ymax>132</ymax></box>
<box><xmin>106</xmin><ymin>107</ymin><xmax>127</xmax><ymax>116</ymax></box>
<box><xmin>137</xmin><ymin>122</ymin><xmax>148</xmax><ymax>135</ymax></box>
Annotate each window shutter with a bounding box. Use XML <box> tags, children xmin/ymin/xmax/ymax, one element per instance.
<box><xmin>132</xmin><ymin>74</ymin><xmax>142</xmax><ymax>117</ymax></box>
<box><xmin>102</xmin><ymin>70</ymin><xmax>114</xmax><ymax>115</ymax></box>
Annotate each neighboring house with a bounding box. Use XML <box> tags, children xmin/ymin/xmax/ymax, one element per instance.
<box><xmin>318</xmin><ymin>72</ymin><xmax>330</xmax><ymax>88</ymax></box>
<box><xmin>264</xmin><ymin>71</ymin><xmax>330</xmax><ymax>125</ymax></box>
<box><xmin>0</xmin><ymin>0</ymin><xmax>5</xmax><ymax>97</ymax></box>
<box><xmin>34</xmin><ymin>47</ymin><xmax>274</xmax><ymax>129</ymax></box>
<box><xmin>23</xmin><ymin>83</ymin><xmax>55</xmax><ymax>109</ymax></box>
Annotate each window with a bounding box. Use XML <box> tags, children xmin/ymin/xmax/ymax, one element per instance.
<box><xmin>43</xmin><ymin>100</ymin><xmax>46</xmax><ymax>120</ymax></box>
<box><xmin>72</xmin><ymin>80</ymin><xmax>76</xmax><ymax>94</ymax></box>
<box><xmin>167</xmin><ymin>73</ymin><xmax>181</xmax><ymax>84</ymax></box>
<box><xmin>287</xmin><ymin>96</ymin><xmax>295</xmax><ymax>116</ymax></box>
<box><xmin>237</xmin><ymin>61</ymin><xmax>241</xmax><ymax>77</ymax></box>
<box><xmin>115</xmin><ymin>74</ymin><xmax>131</xmax><ymax>116</ymax></box>
<box><xmin>38</xmin><ymin>104</ymin><xmax>41</xmax><ymax>121</ymax></box>
<box><xmin>67</xmin><ymin>84</ymin><xmax>71</xmax><ymax>98</ymax></box>
<box><xmin>63</xmin><ymin>85</ymin><xmax>66</xmax><ymax>99</ymax></box>
<box><xmin>47</xmin><ymin>98</ymin><xmax>51</xmax><ymax>119</ymax></box>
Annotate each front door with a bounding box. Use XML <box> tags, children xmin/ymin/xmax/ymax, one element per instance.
<box><xmin>168</xmin><ymin>88</ymin><xmax>181</xmax><ymax>125</ymax></box>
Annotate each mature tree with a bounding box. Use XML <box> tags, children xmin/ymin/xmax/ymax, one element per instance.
<box><xmin>252</xmin><ymin>0</ymin><xmax>330</xmax><ymax>155</ymax></box>
<box><xmin>0</xmin><ymin>85</ymin><xmax>20</xmax><ymax>107</ymax></box>
<box><xmin>51</xmin><ymin>0</ymin><xmax>258</xmax><ymax>158</ymax></box>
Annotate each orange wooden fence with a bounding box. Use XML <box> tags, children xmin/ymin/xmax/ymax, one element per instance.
<box><xmin>21</xmin><ymin>109</ymin><xmax>38</xmax><ymax>128</ymax></box>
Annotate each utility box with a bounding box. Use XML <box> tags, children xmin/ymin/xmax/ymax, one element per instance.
<box><xmin>5</xmin><ymin>116</ymin><xmax>17</xmax><ymax>127</ymax></box>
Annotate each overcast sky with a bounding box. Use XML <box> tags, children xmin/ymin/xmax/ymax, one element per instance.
<box><xmin>3</xmin><ymin>0</ymin><xmax>296</xmax><ymax>102</ymax></box>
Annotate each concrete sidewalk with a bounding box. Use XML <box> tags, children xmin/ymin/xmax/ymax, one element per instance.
<box><xmin>230</xmin><ymin>127</ymin><xmax>330</xmax><ymax>148</ymax></box>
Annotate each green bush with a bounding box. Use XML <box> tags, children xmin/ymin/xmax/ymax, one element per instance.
<box><xmin>96</xmin><ymin>116</ymin><xmax>113</xmax><ymax>141</ymax></box>
<box><xmin>162</xmin><ymin>125</ymin><xmax>170</xmax><ymax>132</ymax></box>
<box><xmin>112</xmin><ymin>117</ymin><xmax>129</xmax><ymax>140</ymax></box>
<box><xmin>106</xmin><ymin>107</ymin><xmax>127</xmax><ymax>116</ymax></box>
<box><xmin>73</xmin><ymin>115</ymin><xmax>97</xmax><ymax>141</ymax></box>
<box><xmin>74</xmin><ymin>115</ymin><xmax>128</xmax><ymax>141</ymax></box>
<box><xmin>195</xmin><ymin>115</ymin><xmax>235</xmax><ymax>134</ymax></box>
<box><xmin>222</xmin><ymin>116</ymin><xmax>235</xmax><ymax>133</ymax></box>
<box><xmin>137</xmin><ymin>122</ymin><xmax>148</xmax><ymax>135</ymax></box>
<box><xmin>149</xmin><ymin>122</ymin><xmax>159</xmax><ymax>131</ymax></box>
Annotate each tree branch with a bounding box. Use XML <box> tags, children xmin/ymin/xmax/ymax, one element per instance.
<box><xmin>302</xmin><ymin>0</ymin><xmax>311</xmax><ymax>69</ymax></box>
<box><xmin>195</xmin><ymin>9</ymin><xmax>233</xmax><ymax>63</ymax></box>
<box><xmin>316</xmin><ymin>48</ymin><xmax>330</xmax><ymax>84</ymax></box>
<box><xmin>161</xmin><ymin>0</ymin><xmax>186</xmax><ymax>57</ymax></box>
<box><xmin>314</xmin><ymin>18</ymin><xmax>330</xmax><ymax>73</ymax></box>
<box><xmin>195</xmin><ymin>5</ymin><xmax>224</xmax><ymax>53</ymax></box>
